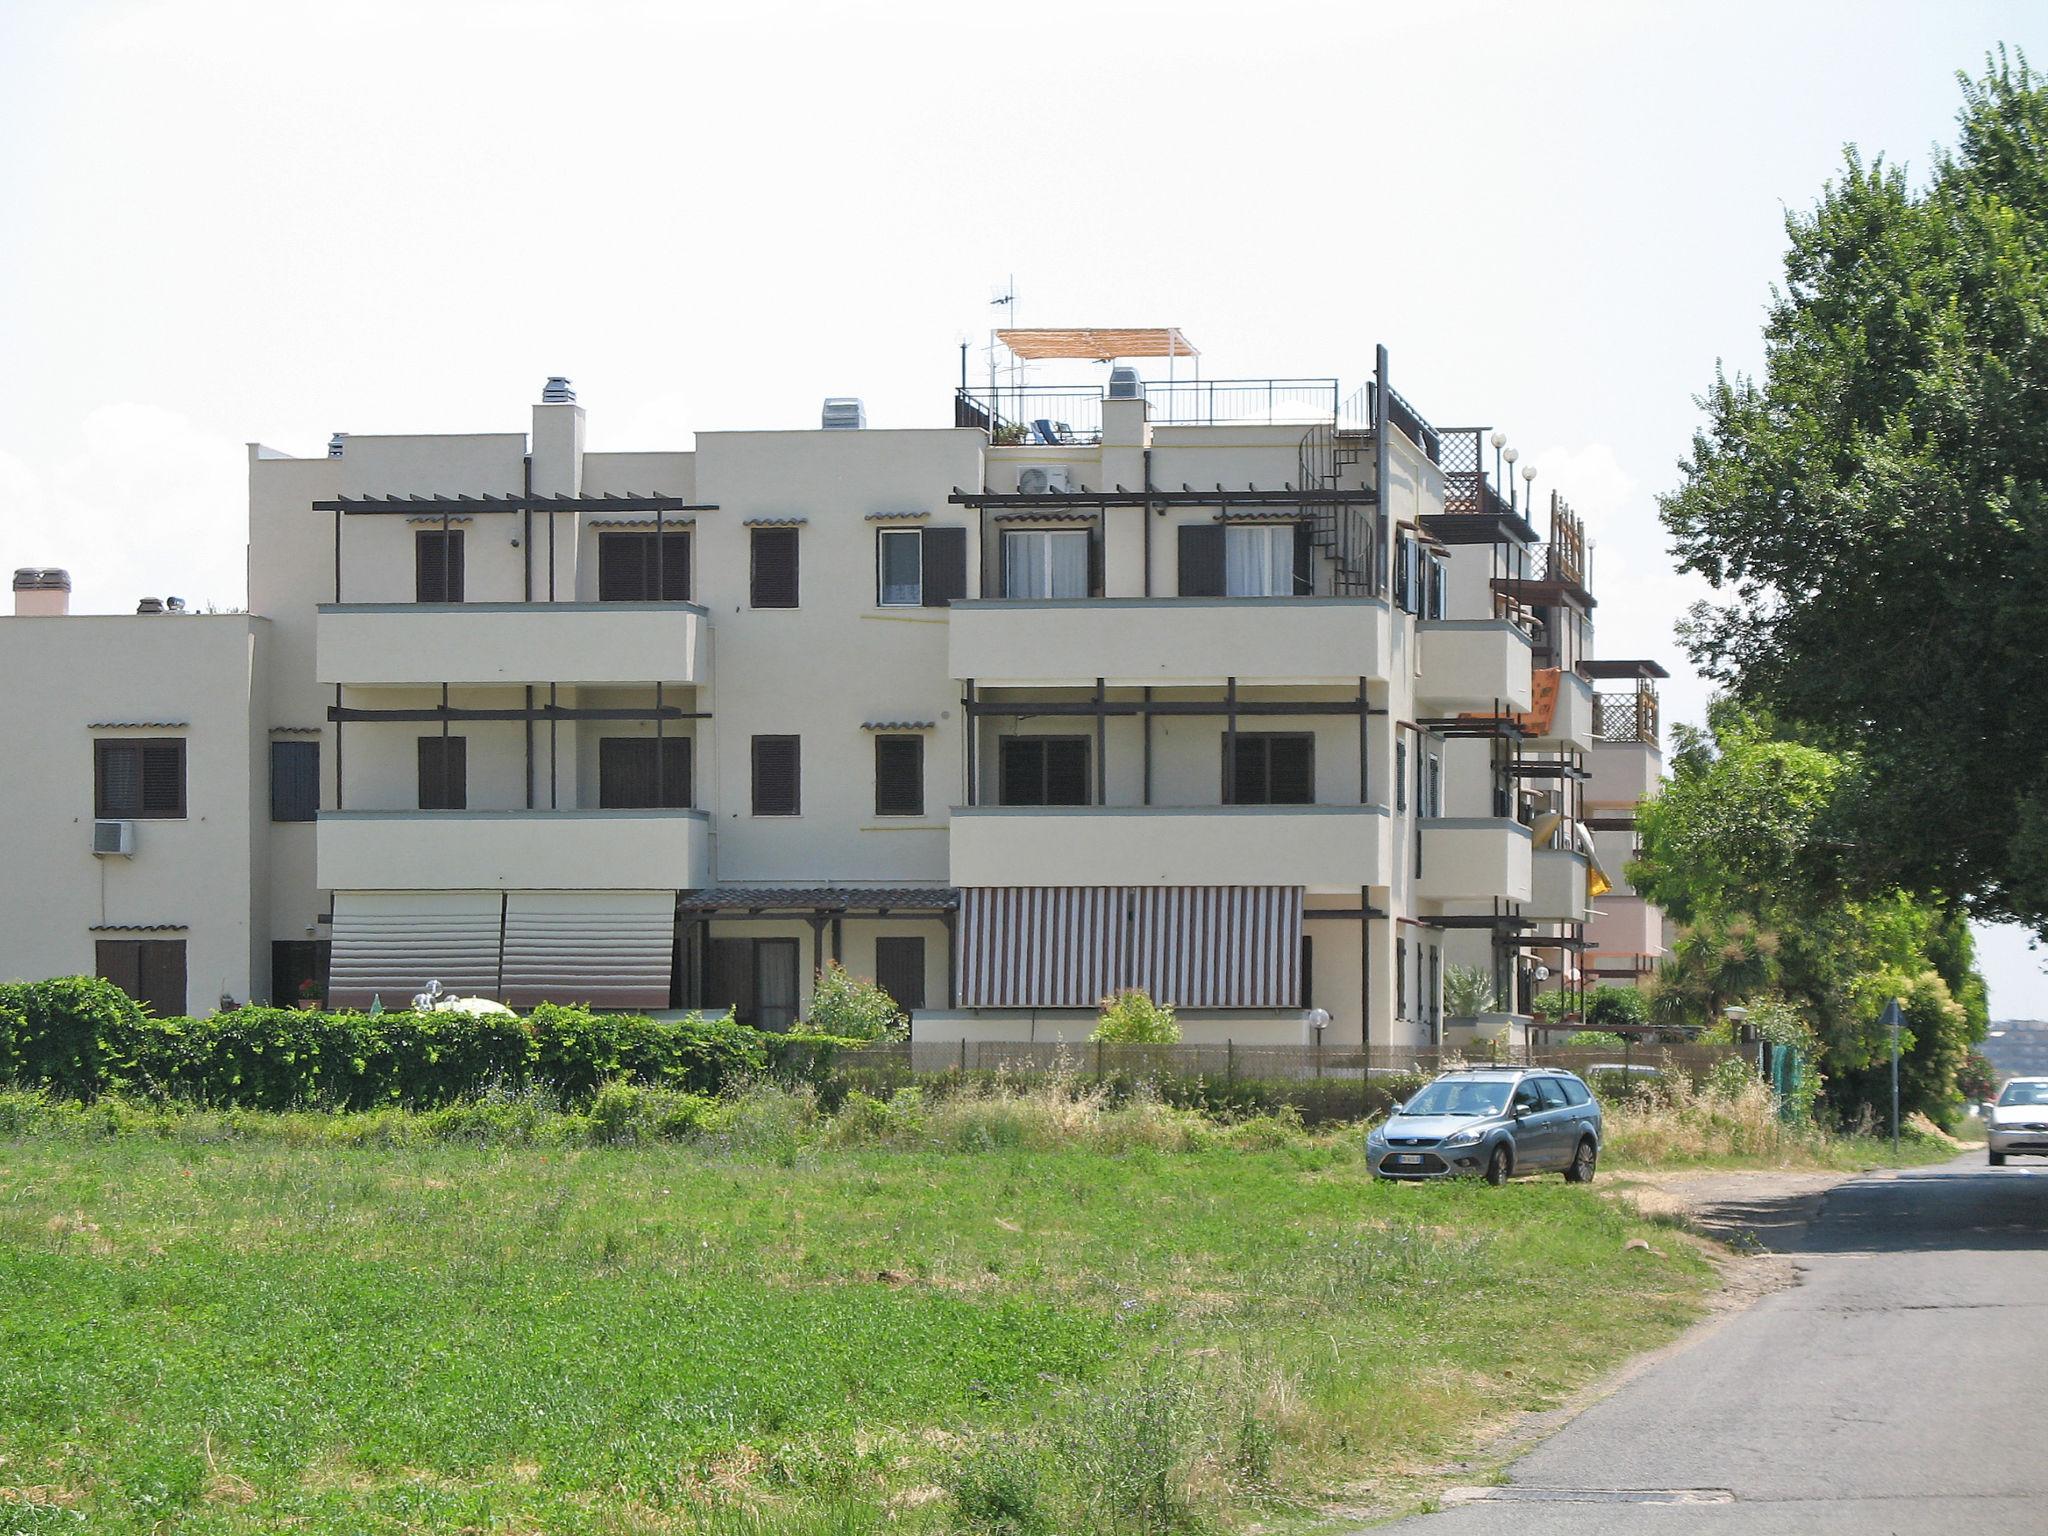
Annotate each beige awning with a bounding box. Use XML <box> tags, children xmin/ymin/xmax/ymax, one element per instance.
<box><xmin>996</xmin><ymin>328</ymin><xmax>1198</xmax><ymax>361</ymax></box>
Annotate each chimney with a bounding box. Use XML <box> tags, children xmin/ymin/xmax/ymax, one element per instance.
<box><xmin>327</xmin><ymin>432</ymin><xmax>348</xmax><ymax>459</ymax></box>
<box><xmin>531</xmin><ymin>374</ymin><xmax>585</xmax><ymax>499</ymax></box>
<box><xmin>12</xmin><ymin>567</ymin><xmax>70</xmax><ymax>617</ymax></box>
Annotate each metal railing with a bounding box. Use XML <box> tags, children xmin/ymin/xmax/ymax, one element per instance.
<box><xmin>1140</xmin><ymin>377</ymin><xmax>1339</xmax><ymax>427</ymax></box>
<box><xmin>1435</xmin><ymin>427</ymin><xmax>1519</xmax><ymax>518</ymax></box>
<box><xmin>955</xmin><ymin>386</ymin><xmax>1106</xmax><ymax>444</ymax></box>
<box><xmin>1594</xmin><ymin>690</ymin><xmax>1660</xmax><ymax>744</ymax></box>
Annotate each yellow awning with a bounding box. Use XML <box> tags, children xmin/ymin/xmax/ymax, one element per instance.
<box><xmin>996</xmin><ymin>327</ymin><xmax>1198</xmax><ymax>361</ymax></box>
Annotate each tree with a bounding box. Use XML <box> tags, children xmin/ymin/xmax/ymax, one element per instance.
<box><xmin>1659</xmin><ymin>50</ymin><xmax>2048</xmax><ymax>936</ymax></box>
<box><xmin>796</xmin><ymin>962</ymin><xmax>907</xmax><ymax>1042</ymax></box>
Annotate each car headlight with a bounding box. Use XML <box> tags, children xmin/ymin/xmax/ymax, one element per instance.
<box><xmin>1366</xmin><ymin>1125</ymin><xmax>1388</xmax><ymax>1145</ymax></box>
<box><xmin>1440</xmin><ymin>1126</ymin><xmax>1485</xmax><ymax>1149</ymax></box>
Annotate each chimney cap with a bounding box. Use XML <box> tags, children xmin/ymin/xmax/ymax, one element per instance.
<box><xmin>13</xmin><ymin>567</ymin><xmax>71</xmax><ymax>591</ymax></box>
<box><xmin>541</xmin><ymin>376</ymin><xmax>576</xmax><ymax>404</ymax></box>
<box><xmin>136</xmin><ymin>597</ymin><xmax>165</xmax><ymax>615</ymax></box>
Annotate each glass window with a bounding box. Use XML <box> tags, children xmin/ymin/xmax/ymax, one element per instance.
<box><xmin>1559</xmin><ymin>1077</ymin><xmax>1592</xmax><ymax>1107</ymax></box>
<box><xmin>878</xmin><ymin>529</ymin><xmax>923</xmax><ymax>606</ymax></box>
<box><xmin>1998</xmin><ymin>1080</ymin><xmax>2048</xmax><ymax>1106</ymax></box>
<box><xmin>1002</xmin><ymin>529</ymin><xmax>1090</xmax><ymax>599</ymax></box>
<box><xmin>999</xmin><ymin>737</ymin><xmax>1090</xmax><ymax>806</ymax></box>
<box><xmin>1224</xmin><ymin>524</ymin><xmax>1294</xmax><ymax>597</ymax></box>
<box><xmin>1402</xmin><ymin>1078</ymin><xmax>1511</xmax><ymax>1117</ymax></box>
<box><xmin>1535</xmin><ymin>1077</ymin><xmax>1569</xmax><ymax>1109</ymax></box>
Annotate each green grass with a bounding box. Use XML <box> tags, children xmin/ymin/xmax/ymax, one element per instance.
<box><xmin>0</xmin><ymin>1096</ymin><xmax>1713</xmax><ymax>1534</ymax></box>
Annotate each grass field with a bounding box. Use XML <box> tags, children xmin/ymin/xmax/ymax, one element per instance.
<box><xmin>0</xmin><ymin>1090</ymin><xmax>1715</xmax><ymax>1535</ymax></box>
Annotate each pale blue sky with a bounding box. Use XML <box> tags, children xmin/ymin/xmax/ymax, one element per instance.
<box><xmin>1</xmin><ymin>0</ymin><xmax>2041</xmax><ymax>1013</ymax></box>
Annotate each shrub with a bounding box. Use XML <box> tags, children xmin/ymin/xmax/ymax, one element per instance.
<box><xmin>795</xmin><ymin>962</ymin><xmax>907</xmax><ymax>1042</ymax></box>
<box><xmin>1092</xmin><ymin>990</ymin><xmax>1178</xmax><ymax>1044</ymax></box>
<box><xmin>1529</xmin><ymin>989</ymin><xmax>1577</xmax><ymax>1024</ymax></box>
<box><xmin>1585</xmin><ymin>985</ymin><xmax>1649</xmax><ymax>1029</ymax></box>
<box><xmin>1442</xmin><ymin>964</ymin><xmax>1500</xmax><ymax>1017</ymax></box>
<box><xmin>1565</xmin><ymin>1029</ymin><xmax>1629</xmax><ymax>1051</ymax></box>
<box><xmin>0</xmin><ymin>976</ymin><xmax>154</xmax><ymax>1097</ymax></box>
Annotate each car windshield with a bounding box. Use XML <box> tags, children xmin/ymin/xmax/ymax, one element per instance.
<box><xmin>1997</xmin><ymin>1081</ymin><xmax>2048</xmax><ymax>1107</ymax></box>
<box><xmin>1399</xmin><ymin>1079</ymin><xmax>1512</xmax><ymax>1118</ymax></box>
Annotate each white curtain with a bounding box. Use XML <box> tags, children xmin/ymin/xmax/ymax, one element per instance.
<box><xmin>1225</xmin><ymin>524</ymin><xmax>1293</xmax><ymax>596</ymax></box>
<box><xmin>1003</xmin><ymin>529</ymin><xmax>1090</xmax><ymax>598</ymax></box>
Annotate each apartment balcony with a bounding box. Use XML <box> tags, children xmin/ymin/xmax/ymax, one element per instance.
<box><xmin>1588</xmin><ymin>736</ymin><xmax>1662</xmax><ymax>808</ymax></box>
<box><xmin>1417</xmin><ymin>817</ymin><xmax>1533</xmax><ymax>904</ymax></box>
<box><xmin>1588</xmin><ymin>893</ymin><xmax>1665</xmax><ymax>962</ymax></box>
<box><xmin>1415</xmin><ymin>619</ymin><xmax>1535</xmax><ymax>713</ymax></box>
<box><xmin>948</xmin><ymin>597</ymin><xmax>1387</xmax><ymax>687</ymax></box>
<box><xmin>947</xmin><ymin>804</ymin><xmax>1391</xmax><ymax>893</ymax></box>
<box><xmin>317</xmin><ymin>808</ymin><xmax>710</xmax><ymax>892</ymax></box>
<box><xmin>1525</xmin><ymin>668</ymin><xmax>1595</xmax><ymax>752</ymax></box>
<box><xmin>1529</xmin><ymin>847</ymin><xmax>1591</xmax><ymax>923</ymax></box>
<box><xmin>316</xmin><ymin>602</ymin><xmax>707</xmax><ymax>688</ymax></box>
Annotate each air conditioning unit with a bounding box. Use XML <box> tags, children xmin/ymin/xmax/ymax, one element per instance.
<box><xmin>1108</xmin><ymin>367</ymin><xmax>1140</xmax><ymax>399</ymax></box>
<box><xmin>93</xmin><ymin>819</ymin><xmax>136</xmax><ymax>857</ymax></box>
<box><xmin>1017</xmin><ymin>465</ymin><xmax>1072</xmax><ymax>496</ymax></box>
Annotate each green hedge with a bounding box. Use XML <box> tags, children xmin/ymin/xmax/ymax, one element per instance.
<box><xmin>0</xmin><ymin>978</ymin><xmax>777</xmax><ymax>1111</ymax></box>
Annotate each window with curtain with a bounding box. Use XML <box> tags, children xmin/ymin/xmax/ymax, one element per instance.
<box><xmin>878</xmin><ymin>529</ymin><xmax>923</xmax><ymax>605</ymax></box>
<box><xmin>1224</xmin><ymin>524</ymin><xmax>1294</xmax><ymax>596</ymax></box>
<box><xmin>1001</xmin><ymin>528</ymin><xmax>1089</xmax><ymax>599</ymax></box>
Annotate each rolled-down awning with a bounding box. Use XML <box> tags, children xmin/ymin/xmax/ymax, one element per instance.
<box><xmin>501</xmin><ymin>891</ymin><xmax>674</xmax><ymax>1009</ymax></box>
<box><xmin>330</xmin><ymin>891</ymin><xmax>503</xmax><ymax>1010</ymax></box>
<box><xmin>329</xmin><ymin>890</ymin><xmax>675</xmax><ymax>1011</ymax></box>
<box><xmin>956</xmin><ymin>886</ymin><xmax>1303</xmax><ymax>1009</ymax></box>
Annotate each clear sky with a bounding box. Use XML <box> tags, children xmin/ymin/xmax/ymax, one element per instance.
<box><xmin>2</xmin><ymin>0</ymin><xmax>2042</xmax><ymax>1013</ymax></box>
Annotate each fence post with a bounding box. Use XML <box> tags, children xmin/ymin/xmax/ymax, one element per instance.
<box><xmin>959</xmin><ymin>1036</ymin><xmax>968</xmax><ymax>1077</ymax></box>
<box><xmin>1227</xmin><ymin>1039</ymin><xmax>1236</xmax><ymax>1086</ymax></box>
<box><xmin>1095</xmin><ymin>1039</ymin><xmax>1103</xmax><ymax>1083</ymax></box>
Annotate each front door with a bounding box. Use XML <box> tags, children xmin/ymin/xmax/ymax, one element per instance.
<box><xmin>755</xmin><ymin>940</ymin><xmax>800</xmax><ymax>1032</ymax></box>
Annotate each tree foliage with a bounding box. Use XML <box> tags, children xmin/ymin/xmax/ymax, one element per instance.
<box><xmin>1091</xmin><ymin>989</ymin><xmax>1179</xmax><ymax>1044</ymax></box>
<box><xmin>1659</xmin><ymin>49</ymin><xmax>2048</xmax><ymax>934</ymax></box>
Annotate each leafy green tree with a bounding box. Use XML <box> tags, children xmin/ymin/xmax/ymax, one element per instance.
<box><xmin>1659</xmin><ymin>50</ymin><xmax>2048</xmax><ymax>935</ymax></box>
<box><xmin>796</xmin><ymin>963</ymin><xmax>907</xmax><ymax>1042</ymax></box>
<box><xmin>1584</xmin><ymin>986</ymin><xmax>1648</xmax><ymax>1030</ymax></box>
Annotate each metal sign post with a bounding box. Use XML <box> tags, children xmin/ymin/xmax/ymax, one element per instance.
<box><xmin>1881</xmin><ymin>998</ymin><xmax>1903</xmax><ymax>1162</ymax></box>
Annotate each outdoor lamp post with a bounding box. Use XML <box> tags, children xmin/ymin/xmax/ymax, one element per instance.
<box><xmin>1503</xmin><ymin>446</ymin><xmax>1519</xmax><ymax>510</ymax></box>
<box><xmin>1490</xmin><ymin>430</ymin><xmax>1506</xmax><ymax>500</ymax></box>
<box><xmin>1522</xmin><ymin>462</ymin><xmax>1538</xmax><ymax>519</ymax></box>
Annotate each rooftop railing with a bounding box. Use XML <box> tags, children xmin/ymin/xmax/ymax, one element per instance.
<box><xmin>1594</xmin><ymin>690</ymin><xmax>1660</xmax><ymax>744</ymax></box>
<box><xmin>954</xmin><ymin>377</ymin><xmax>1343</xmax><ymax>444</ymax></box>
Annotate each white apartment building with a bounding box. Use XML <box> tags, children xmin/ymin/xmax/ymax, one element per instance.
<box><xmin>0</xmin><ymin>333</ymin><xmax>1667</xmax><ymax>1047</ymax></box>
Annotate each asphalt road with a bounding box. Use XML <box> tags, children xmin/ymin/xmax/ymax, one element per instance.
<box><xmin>1376</xmin><ymin>1153</ymin><xmax>2048</xmax><ymax>1533</ymax></box>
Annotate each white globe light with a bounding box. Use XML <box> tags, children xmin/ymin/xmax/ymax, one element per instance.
<box><xmin>1490</xmin><ymin>431</ymin><xmax>1506</xmax><ymax>449</ymax></box>
<box><xmin>1503</xmin><ymin>447</ymin><xmax>1519</xmax><ymax>464</ymax></box>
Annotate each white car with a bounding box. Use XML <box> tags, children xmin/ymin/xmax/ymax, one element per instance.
<box><xmin>1988</xmin><ymin>1077</ymin><xmax>2048</xmax><ymax>1166</ymax></box>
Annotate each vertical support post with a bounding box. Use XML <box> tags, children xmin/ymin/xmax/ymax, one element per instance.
<box><xmin>548</xmin><ymin>683</ymin><xmax>558</xmax><ymax>809</ymax></box>
<box><xmin>1094</xmin><ymin>677</ymin><xmax>1107</xmax><ymax>806</ymax></box>
<box><xmin>831</xmin><ymin>916</ymin><xmax>843</xmax><ymax>966</ymax></box>
<box><xmin>333</xmin><ymin>507</ymin><xmax>342</xmax><ymax>603</ymax></box>
<box><xmin>963</xmin><ymin>681</ymin><xmax>978</xmax><ymax>808</ymax></box>
<box><xmin>1360</xmin><ymin>889</ymin><xmax>1372</xmax><ymax>1087</ymax></box>
<box><xmin>1357</xmin><ymin>678</ymin><xmax>1369</xmax><ymax>804</ymax></box>
<box><xmin>655</xmin><ymin>504</ymin><xmax>665</xmax><ymax>598</ymax></box>
<box><xmin>1223</xmin><ymin>677</ymin><xmax>1239</xmax><ymax>804</ymax></box>
<box><xmin>547</xmin><ymin>508</ymin><xmax>557</xmax><ymax>602</ymax></box>
<box><xmin>1142</xmin><ymin>686</ymin><xmax>1153</xmax><ymax>805</ymax></box>
<box><xmin>1373</xmin><ymin>344</ymin><xmax>1391</xmax><ymax>597</ymax></box>
<box><xmin>943</xmin><ymin>909</ymin><xmax>957</xmax><ymax>1010</ymax></box>
<box><xmin>809</xmin><ymin>914</ymin><xmax>828</xmax><ymax>978</ymax></box>
<box><xmin>522</xmin><ymin>457</ymin><xmax>534</xmax><ymax>603</ymax></box>
<box><xmin>524</xmin><ymin>685</ymin><xmax>535</xmax><ymax>810</ymax></box>
<box><xmin>439</xmin><ymin>684</ymin><xmax>451</xmax><ymax>806</ymax></box>
<box><xmin>333</xmin><ymin>685</ymin><xmax>344</xmax><ymax>810</ymax></box>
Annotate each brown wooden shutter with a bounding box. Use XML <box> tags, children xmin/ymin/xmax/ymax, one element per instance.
<box><xmin>661</xmin><ymin>737</ymin><xmax>692</xmax><ymax>808</ymax></box>
<box><xmin>751</xmin><ymin>527</ymin><xmax>799</xmax><ymax>608</ymax></box>
<box><xmin>415</xmin><ymin>530</ymin><xmax>464</xmax><ymax>602</ymax></box>
<box><xmin>139</xmin><ymin>940</ymin><xmax>187</xmax><ymax>1017</ymax></box>
<box><xmin>140</xmin><ymin>743</ymin><xmax>185</xmax><ymax>817</ymax></box>
<box><xmin>96</xmin><ymin>742</ymin><xmax>139</xmax><ymax>817</ymax></box>
<box><xmin>95</xmin><ymin>939</ymin><xmax>141</xmax><ymax>1000</ymax></box>
<box><xmin>417</xmin><ymin>736</ymin><xmax>467</xmax><ymax>809</ymax></box>
<box><xmin>1178</xmin><ymin>524</ymin><xmax>1225</xmax><ymax>596</ymax></box>
<box><xmin>751</xmin><ymin>735</ymin><xmax>800</xmax><ymax>815</ymax></box>
<box><xmin>874</xmin><ymin>735</ymin><xmax>924</xmax><ymax>816</ymax></box>
<box><xmin>1088</xmin><ymin>526</ymin><xmax>1105</xmax><ymax>597</ymax></box>
<box><xmin>270</xmin><ymin>740</ymin><xmax>317</xmax><ymax>821</ymax></box>
<box><xmin>921</xmin><ymin>526</ymin><xmax>968</xmax><ymax>606</ymax></box>
<box><xmin>1044</xmin><ymin>738</ymin><xmax>1090</xmax><ymax>805</ymax></box>
<box><xmin>599</xmin><ymin>737</ymin><xmax>658</xmax><ymax>807</ymax></box>
<box><xmin>597</xmin><ymin>532</ymin><xmax>645</xmax><ymax>601</ymax></box>
<box><xmin>660</xmin><ymin>531</ymin><xmax>691</xmax><ymax>601</ymax></box>
<box><xmin>707</xmin><ymin>938</ymin><xmax>757</xmax><ymax>1021</ymax></box>
<box><xmin>874</xmin><ymin>936</ymin><xmax>926</xmax><ymax>1011</ymax></box>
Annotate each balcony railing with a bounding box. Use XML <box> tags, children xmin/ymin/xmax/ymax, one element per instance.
<box><xmin>1594</xmin><ymin>690</ymin><xmax>1659</xmax><ymax>744</ymax></box>
<box><xmin>955</xmin><ymin>378</ymin><xmax>1341</xmax><ymax>444</ymax></box>
<box><xmin>1435</xmin><ymin>427</ymin><xmax>1519</xmax><ymax>519</ymax></box>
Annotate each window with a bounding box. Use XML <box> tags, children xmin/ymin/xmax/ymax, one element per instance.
<box><xmin>874</xmin><ymin>735</ymin><xmax>924</xmax><ymax>817</ymax></box>
<box><xmin>750</xmin><ymin>526</ymin><xmax>800</xmax><ymax>608</ymax></box>
<box><xmin>269</xmin><ymin>740</ymin><xmax>318</xmax><ymax>822</ymax></box>
<box><xmin>998</xmin><ymin>736</ymin><xmax>1090</xmax><ymax>806</ymax></box>
<box><xmin>1393</xmin><ymin>531</ymin><xmax>1425</xmax><ymax>615</ymax></box>
<box><xmin>1224</xmin><ymin>524</ymin><xmax>1297</xmax><ymax>597</ymax></box>
<box><xmin>1534</xmin><ymin>1077</ymin><xmax>1569</xmax><ymax>1110</ymax></box>
<box><xmin>271</xmin><ymin>939</ymin><xmax>330</xmax><ymax>1008</ymax></box>
<box><xmin>1001</xmin><ymin>528</ymin><xmax>1090</xmax><ymax>599</ymax></box>
<box><xmin>96</xmin><ymin>739</ymin><xmax>186</xmax><ymax>819</ymax></box>
<box><xmin>598</xmin><ymin>737</ymin><xmax>691</xmax><ymax>808</ymax></box>
<box><xmin>874</xmin><ymin>936</ymin><xmax>926</xmax><ymax>1011</ymax></box>
<box><xmin>878</xmin><ymin>528</ymin><xmax>922</xmax><ymax>605</ymax></box>
<box><xmin>1425</xmin><ymin>555</ymin><xmax>1448</xmax><ymax>619</ymax></box>
<box><xmin>597</xmin><ymin>530</ymin><xmax>691</xmax><ymax>602</ymax></box>
<box><xmin>1394</xmin><ymin>740</ymin><xmax>1407</xmax><ymax>813</ymax></box>
<box><xmin>751</xmin><ymin>735</ymin><xmax>801</xmax><ymax>816</ymax></box>
<box><xmin>1559</xmin><ymin>1076</ymin><xmax>1592</xmax><ymax>1108</ymax></box>
<box><xmin>1224</xmin><ymin>733</ymin><xmax>1314</xmax><ymax>805</ymax></box>
<box><xmin>1425</xmin><ymin>752</ymin><xmax>1442</xmax><ymax>817</ymax></box>
<box><xmin>415</xmin><ymin>529</ymin><xmax>464</xmax><ymax>603</ymax></box>
<box><xmin>417</xmin><ymin>735</ymin><xmax>467</xmax><ymax>810</ymax></box>
<box><xmin>706</xmin><ymin>937</ymin><xmax>801</xmax><ymax>1031</ymax></box>
<box><xmin>96</xmin><ymin>938</ymin><xmax>185</xmax><ymax>1018</ymax></box>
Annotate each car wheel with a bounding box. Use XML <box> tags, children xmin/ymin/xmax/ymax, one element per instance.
<box><xmin>1484</xmin><ymin>1145</ymin><xmax>1512</xmax><ymax>1186</ymax></box>
<box><xmin>1990</xmin><ymin>1150</ymin><xmax>2006</xmax><ymax>1167</ymax></box>
<box><xmin>1564</xmin><ymin>1138</ymin><xmax>1598</xmax><ymax>1183</ymax></box>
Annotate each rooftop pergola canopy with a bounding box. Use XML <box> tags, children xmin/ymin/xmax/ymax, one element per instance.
<box><xmin>995</xmin><ymin>328</ymin><xmax>1198</xmax><ymax>362</ymax></box>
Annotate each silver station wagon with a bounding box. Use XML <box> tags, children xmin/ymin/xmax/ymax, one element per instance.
<box><xmin>1368</xmin><ymin>1067</ymin><xmax>1604</xmax><ymax>1185</ymax></box>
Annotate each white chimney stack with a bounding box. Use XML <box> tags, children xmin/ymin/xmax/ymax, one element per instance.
<box><xmin>12</xmin><ymin>568</ymin><xmax>70</xmax><ymax>617</ymax></box>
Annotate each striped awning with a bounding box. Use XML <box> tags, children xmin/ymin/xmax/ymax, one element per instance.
<box><xmin>330</xmin><ymin>891</ymin><xmax>502</xmax><ymax>1010</ymax></box>
<box><xmin>956</xmin><ymin>886</ymin><xmax>1302</xmax><ymax>1009</ymax></box>
<box><xmin>501</xmin><ymin>891</ymin><xmax>674</xmax><ymax>1009</ymax></box>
